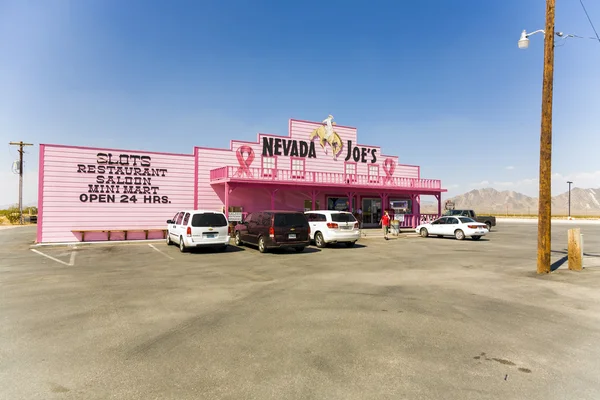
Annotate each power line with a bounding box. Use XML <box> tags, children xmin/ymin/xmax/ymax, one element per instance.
<box><xmin>579</xmin><ymin>0</ymin><xmax>600</xmax><ymax>43</ymax></box>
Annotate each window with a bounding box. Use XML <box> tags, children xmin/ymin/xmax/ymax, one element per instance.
<box><xmin>304</xmin><ymin>200</ymin><xmax>321</xmax><ymax>211</ymax></box>
<box><xmin>345</xmin><ymin>162</ymin><xmax>357</xmax><ymax>183</ymax></box>
<box><xmin>368</xmin><ymin>165</ymin><xmax>379</xmax><ymax>183</ymax></box>
<box><xmin>390</xmin><ymin>199</ymin><xmax>412</xmax><ymax>214</ymax></box>
<box><xmin>327</xmin><ymin>197</ymin><xmax>350</xmax><ymax>211</ymax></box>
<box><xmin>191</xmin><ymin>212</ymin><xmax>228</xmax><ymax>227</ymax></box>
<box><xmin>262</xmin><ymin>156</ymin><xmax>276</xmax><ymax>177</ymax></box>
<box><xmin>176</xmin><ymin>212</ymin><xmax>184</xmax><ymax>225</ymax></box>
<box><xmin>331</xmin><ymin>213</ymin><xmax>357</xmax><ymax>223</ymax></box>
<box><xmin>307</xmin><ymin>213</ymin><xmax>327</xmax><ymax>222</ymax></box>
<box><xmin>291</xmin><ymin>158</ymin><xmax>305</xmax><ymax>179</ymax></box>
<box><xmin>459</xmin><ymin>217</ymin><xmax>475</xmax><ymax>223</ymax></box>
<box><xmin>183</xmin><ymin>212</ymin><xmax>190</xmax><ymax>225</ymax></box>
<box><xmin>274</xmin><ymin>213</ymin><xmax>308</xmax><ymax>227</ymax></box>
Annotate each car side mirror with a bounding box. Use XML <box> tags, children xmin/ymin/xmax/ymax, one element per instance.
<box><xmin>166</xmin><ymin>219</ymin><xmax>174</xmax><ymax>224</ymax></box>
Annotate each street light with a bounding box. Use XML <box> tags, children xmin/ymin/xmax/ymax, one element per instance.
<box><xmin>518</xmin><ymin>0</ymin><xmax>556</xmax><ymax>274</ymax></box>
<box><xmin>567</xmin><ymin>181</ymin><xmax>573</xmax><ymax>219</ymax></box>
<box><xmin>518</xmin><ymin>29</ymin><xmax>577</xmax><ymax>49</ymax></box>
<box><xmin>518</xmin><ymin>5</ymin><xmax>590</xmax><ymax>273</ymax></box>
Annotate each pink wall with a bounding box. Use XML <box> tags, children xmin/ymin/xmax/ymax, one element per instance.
<box><xmin>38</xmin><ymin>144</ymin><xmax>195</xmax><ymax>243</ymax></box>
<box><xmin>38</xmin><ymin>118</ymin><xmax>438</xmax><ymax>243</ymax></box>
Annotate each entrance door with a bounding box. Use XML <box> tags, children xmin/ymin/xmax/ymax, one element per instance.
<box><xmin>361</xmin><ymin>198</ymin><xmax>382</xmax><ymax>227</ymax></box>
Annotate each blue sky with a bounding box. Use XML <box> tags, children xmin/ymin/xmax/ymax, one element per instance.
<box><xmin>1</xmin><ymin>0</ymin><xmax>600</xmax><ymax>207</ymax></box>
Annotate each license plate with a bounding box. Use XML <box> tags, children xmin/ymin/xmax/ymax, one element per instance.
<box><xmin>342</xmin><ymin>226</ymin><xmax>352</xmax><ymax>230</ymax></box>
<box><xmin>206</xmin><ymin>233</ymin><xmax>216</xmax><ymax>238</ymax></box>
<box><xmin>289</xmin><ymin>233</ymin><xmax>296</xmax><ymax>239</ymax></box>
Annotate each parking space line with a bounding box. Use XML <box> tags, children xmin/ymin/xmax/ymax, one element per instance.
<box><xmin>30</xmin><ymin>249</ymin><xmax>76</xmax><ymax>266</ymax></box>
<box><xmin>148</xmin><ymin>244</ymin><xmax>174</xmax><ymax>260</ymax></box>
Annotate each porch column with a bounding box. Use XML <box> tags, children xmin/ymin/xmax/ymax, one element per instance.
<box><xmin>413</xmin><ymin>194</ymin><xmax>421</xmax><ymax>227</ymax></box>
<box><xmin>346</xmin><ymin>192</ymin><xmax>356</xmax><ymax>212</ymax></box>
<box><xmin>435</xmin><ymin>194</ymin><xmax>441</xmax><ymax>216</ymax></box>
<box><xmin>224</xmin><ymin>183</ymin><xmax>229</xmax><ymax>219</ymax></box>
<box><xmin>380</xmin><ymin>192</ymin><xmax>389</xmax><ymax>212</ymax></box>
<box><xmin>311</xmin><ymin>190</ymin><xmax>319</xmax><ymax>210</ymax></box>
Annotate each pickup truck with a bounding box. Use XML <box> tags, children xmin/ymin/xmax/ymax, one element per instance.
<box><xmin>443</xmin><ymin>209</ymin><xmax>496</xmax><ymax>231</ymax></box>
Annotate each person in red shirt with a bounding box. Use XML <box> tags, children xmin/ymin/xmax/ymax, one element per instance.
<box><xmin>380</xmin><ymin>210</ymin><xmax>391</xmax><ymax>240</ymax></box>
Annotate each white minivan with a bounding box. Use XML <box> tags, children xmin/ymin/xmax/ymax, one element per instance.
<box><xmin>166</xmin><ymin>210</ymin><xmax>230</xmax><ymax>252</ymax></box>
<box><xmin>305</xmin><ymin>210</ymin><xmax>360</xmax><ymax>248</ymax></box>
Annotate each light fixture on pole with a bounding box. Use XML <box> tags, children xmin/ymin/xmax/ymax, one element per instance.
<box><xmin>518</xmin><ymin>10</ymin><xmax>592</xmax><ymax>273</ymax></box>
<box><xmin>518</xmin><ymin>29</ymin><xmax>580</xmax><ymax>50</ymax></box>
<box><xmin>518</xmin><ymin>0</ymin><xmax>556</xmax><ymax>274</ymax></box>
<box><xmin>567</xmin><ymin>181</ymin><xmax>573</xmax><ymax>219</ymax></box>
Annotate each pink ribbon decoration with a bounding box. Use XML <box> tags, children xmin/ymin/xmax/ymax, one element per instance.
<box><xmin>382</xmin><ymin>158</ymin><xmax>396</xmax><ymax>185</ymax></box>
<box><xmin>236</xmin><ymin>145</ymin><xmax>255</xmax><ymax>177</ymax></box>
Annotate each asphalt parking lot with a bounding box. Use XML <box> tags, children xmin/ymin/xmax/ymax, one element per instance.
<box><xmin>2</xmin><ymin>222</ymin><xmax>600</xmax><ymax>400</ymax></box>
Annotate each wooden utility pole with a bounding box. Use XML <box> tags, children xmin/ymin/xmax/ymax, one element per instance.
<box><xmin>537</xmin><ymin>0</ymin><xmax>555</xmax><ymax>274</ymax></box>
<box><xmin>9</xmin><ymin>141</ymin><xmax>34</xmax><ymax>225</ymax></box>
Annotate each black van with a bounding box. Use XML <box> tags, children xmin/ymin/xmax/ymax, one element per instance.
<box><xmin>233</xmin><ymin>210</ymin><xmax>310</xmax><ymax>253</ymax></box>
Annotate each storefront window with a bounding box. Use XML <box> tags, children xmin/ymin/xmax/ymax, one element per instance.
<box><xmin>304</xmin><ymin>200</ymin><xmax>320</xmax><ymax>211</ymax></box>
<box><xmin>327</xmin><ymin>197</ymin><xmax>352</xmax><ymax>211</ymax></box>
<box><xmin>389</xmin><ymin>199</ymin><xmax>412</xmax><ymax>214</ymax></box>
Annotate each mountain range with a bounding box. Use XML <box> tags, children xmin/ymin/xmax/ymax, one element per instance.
<box><xmin>420</xmin><ymin>188</ymin><xmax>600</xmax><ymax>216</ymax></box>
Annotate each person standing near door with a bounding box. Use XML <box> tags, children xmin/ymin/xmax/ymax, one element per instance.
<box><xmin>380</xmin><ymin>210</ymin><xmax>391</xmax><ymax>240</ymax></box>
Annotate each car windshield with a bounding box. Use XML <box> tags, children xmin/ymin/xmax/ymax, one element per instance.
<box><xmin>459</xmin><ymin>217</ymin><xmax>476</xmax><ymax>223</ymax></box>
<box><xmin>191</xmin><ymin>213</ymin><xmax>227</xmax><ymax>227</ymax></box>
<box><xmin>445</xmin><ymin>210</ymin><xmax>461</xmax><ymax>215</ymax></box>
<box><xmin>331</xmin><ymin>213</ymin><xmax>357</xmax><ymax>223</ymax></box>
<box><xmin>274</xmin><ymin>213</ymin><xmax>307</xmax><ymax>227</ymax></box>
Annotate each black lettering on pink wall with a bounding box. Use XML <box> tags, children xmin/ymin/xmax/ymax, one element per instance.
<box><xmin>78</xmin><ymin>153</ymin><xmax>170</xmax><ymax>204</ymax></box>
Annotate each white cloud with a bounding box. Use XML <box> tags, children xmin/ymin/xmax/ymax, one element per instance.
<box><xmin>505</xmin><ymin>166</ymin><xmax>515</xmax><ymax>170</ymax></box>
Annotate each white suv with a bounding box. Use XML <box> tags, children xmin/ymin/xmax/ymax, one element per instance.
<box><xmin>166</xmin><ymin>210</ymin><xmax>230</xmax><ymax>252</ymax></box>
<box><xmin>305</xmin><ymin>210</ymin><xmax>360</xmax><ymax>248</ymax></box>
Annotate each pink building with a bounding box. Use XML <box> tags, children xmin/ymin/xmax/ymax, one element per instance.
<box><xmin>36</xmin><ymin>117</ymin><xmax>446</xmax><ymax>243</ymax></box>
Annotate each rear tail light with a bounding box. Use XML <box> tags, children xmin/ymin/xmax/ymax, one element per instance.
<box><xmin>269</xmin><ymin>226</ymin><xmax>275</xmax><ymax>238</ymax></box>
<box><xmin>326</xmin><ymin>223</ymin><xmax>339</xmax><ymax>229</ymax></box>
<box><xmin>354</xmin><ymin>222</ymin><xmax>359</xmax><ymax>229</ymax></box>
<box><xmin>467</xmin><ymin>225</ymin><xmax>482</xmax><ymax>229</ymax></box>
<box><xmin>308</xmin><ymin>225</ymin><xmax>311</xmax><ymax>234</ymax></box>
<box><xmin>186</xmin><ymin>226</ymin><xmax>192</xmax><ymax>237</ymax></box>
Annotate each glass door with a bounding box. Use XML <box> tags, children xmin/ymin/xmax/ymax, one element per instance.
<box><xmin>361</xmin><ymin>198</ymin><xmax>382</xmax><ymax>227</ymax></box>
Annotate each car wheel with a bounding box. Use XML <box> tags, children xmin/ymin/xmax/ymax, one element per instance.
<box><xmin>486</xmin><ymin>222</ymin><xmax>492</xmax><ymax>232</ymax></box>
<box><xmin>315</xmin><ymin>232</ymin><xmax>326</xmax><ymax>248</ymax></box>
<box><xmin>420</xmin><ymin>228</ymin><xmax>429</xmax><ymax>238</ymax></box>
<box><xmin>295</xmin><ymin>246</ymin><xmax>305</xmax><ymax>252</ymax></box>
<box><xmin>472</xmin><ymin>235</ymin><xmax>481</xmax><ymax>241</ymax></box>
<box><xmin>345</xmin><ymin>241</ymin><xmax>356</xmax><ymax>248</ymax></box>
<box><xmin>455</xmin><ymin>230</ymin><xmax>465</xmax><ymax>240</ymax></box>
<box><xmin>258</xmin><ymin>237</ymin><xmax>266</xmax><ymax>253</ymax></box>
<box><xmin>179</xmin><ymin>236</ymin><xmax>187</xmax><ymax>252</ymax></box>
<box><xmin>235</xmin><ymin>232</ymin><xmax>242</xmax><ymax>246</ymax></box>
<box><xmin>166</xmin><ymin>233</ymin><xmax>172</xmax><ymax>245</ymax></box>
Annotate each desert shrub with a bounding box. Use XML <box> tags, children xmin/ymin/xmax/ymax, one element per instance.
<box><xmin>2</xmin><ymin>205</ymin><xmax>21</xmax><ymax>224</ymax></box>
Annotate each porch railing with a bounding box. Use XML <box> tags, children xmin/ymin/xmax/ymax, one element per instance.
<box><xmin>210</xmin><ymin>166</ymin><xmax>441</xmax><ymax>189</ymax></box>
